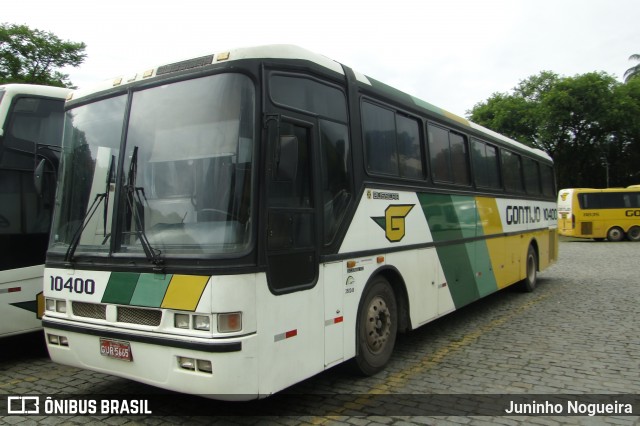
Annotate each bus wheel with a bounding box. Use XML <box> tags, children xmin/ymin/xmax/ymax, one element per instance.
<box><xmin>353</xmin><ymin>276</ymin><xmax>397</xmax><ymax>376</ymax></box>
<box><xmin>606</xmin><ymin>227</ymin><xmax>624</xmax><ymax>242</ymax></box>
<box><xmin>627</xmin><ymin>226</ymin><xmax>640</xmax><ymax>242</ymax></box>
<box><xmin>520</xmin><ymin>245</ymin><xmax>537</xmax><ymax>292</ymax></box>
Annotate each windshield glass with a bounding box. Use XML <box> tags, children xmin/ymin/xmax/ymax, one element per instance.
<box><xmin>51</xmin><ymin>95</ymin><xmax>126</xmax><ymax>253</ymax></box>
<box><xmin>50</xmin><ymin>73</ymin><xmax>255</xmax><ymax>258</ymax></box>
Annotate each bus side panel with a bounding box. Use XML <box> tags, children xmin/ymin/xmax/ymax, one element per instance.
<box><xmin>255</xmin><ymin>273</ymin><xmax>325</xmax><ymax>397</ymax></box>
<box><xmin>0</xmin><ymin>265</ymin><xmax>44</xmax><ymax>337</ymax></box>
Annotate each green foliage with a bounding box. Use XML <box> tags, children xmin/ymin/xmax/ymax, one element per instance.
<box><xmin>0</xmin><ymin>23</ymin><xmax>86</xmax><ymax>88</ymax></box>
<box><xmin>624</xmin><ymin>54</ymin><xmax>640</xmax><ymax>83</ymax></box>
<box><xmin>468</xmin><ymin>71</ymin><xmax>640</xmax><ymax>189</ymax></box>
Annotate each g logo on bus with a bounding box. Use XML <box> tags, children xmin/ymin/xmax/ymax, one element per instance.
<box><xmin>560</xmin><ymin>193</ymin><xmax>568</xmax><ymax>201</ymax></box>
<box><xmin>372</xmin><ymin>204</ymin><xmax>414</xmax><ymax>242</ymax></box>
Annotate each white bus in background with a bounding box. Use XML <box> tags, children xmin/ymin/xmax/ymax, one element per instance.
<box><xmin>0</xmin><ymin>84</ymin><xmax>70</xmax><ymax>337</ymax></box>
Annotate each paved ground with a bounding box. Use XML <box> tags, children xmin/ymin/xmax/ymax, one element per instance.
<box><xmin>1</xmin><ymin>238</ymin><xmax>639</xmax><ymax>425</ymax></box>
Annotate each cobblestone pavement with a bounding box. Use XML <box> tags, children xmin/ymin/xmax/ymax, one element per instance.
<box><xmin>1</xmin><ymin>238</ymin><xmax>639</xmax><ymax>425</ymax></box>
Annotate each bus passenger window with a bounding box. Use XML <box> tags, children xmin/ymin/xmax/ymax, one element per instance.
<box><xmin>502</xmin><ymin>150</ymin><xmax>524</xmax><ymax>193</ymax></box>
<box><xmin>320</xmin><ymin>120</ymin><xmax>351</xmax><ymax>244</ymax></box>
<box><xmin>396</xmin><ymin>115</ymin><xmax>424</xmax><ymax>179</ymax></box>
<box><xmin>523</xmin><ymin>157</ymin><xmax>542</xmax><ymax>195</ymax></box>
<box><xmin>362</xmin><ymin>102</ymin><xmax>398</xmax><ymax>176</ymax></box>
<box><xmin>428</xmin><ymin>123</ymin><xmax>470</xmax><ymax>186</ymax></box>
<box><xmin>471</xmin><ymin>138</ymin><xmax>501</xmax><ymax>189</ymax></box>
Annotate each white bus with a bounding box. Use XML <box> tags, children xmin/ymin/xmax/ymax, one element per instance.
<box><xmin>0</xmin><ymin>84</ymin><xmax>70</xmax><ymax>337</ymax></box>
<box><xmin>43</xmin><ymin>45</ymin><xmax>557</xmax><ymax>399</ymax></box>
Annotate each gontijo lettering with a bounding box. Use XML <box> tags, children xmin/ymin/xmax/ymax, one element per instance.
<box><xmin>505</xmin><ymin>205</ymin><xmax>557</xmax><ymax>224</ymax></box>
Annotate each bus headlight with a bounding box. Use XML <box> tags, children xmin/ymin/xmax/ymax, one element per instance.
<box><xmin>45</xmin><ymin>298</ymin><xmax>67</xmax><ymax>313</ymax></box>
<box><xmin>193</xmin><ymin>315</ymin><xmax>210</xmax><ymax>331</ymax></box>
<box><xmin>217</xmin><ymin>312</ymin><xmax>242</xmax><ymax>333</ymax></box>
<box><xmin>46</xmin><ymin>298</ymin><xmax>56</xmax><ymax>312</ymax></box>
<box><xmin>174</xmin><ymin>313</ymin><xmax>190</xmax><ymax>329</ymax></box>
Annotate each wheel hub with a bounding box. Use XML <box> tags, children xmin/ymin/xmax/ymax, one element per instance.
<box><xmin>365</xmin><ymin>296</ymin><xmax>391</xmax><ymax>354</ymax></box>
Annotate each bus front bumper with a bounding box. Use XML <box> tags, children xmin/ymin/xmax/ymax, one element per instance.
<box><xmin>43</xmin><ymin>318</ymin><xmax>259</xmax><ymax>400</ymax></box>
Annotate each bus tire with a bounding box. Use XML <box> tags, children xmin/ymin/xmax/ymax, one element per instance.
<box><xmin>520</xmin><ymin>245</ymin><xmax>537</xmax><ymax>292</ymax></box>
<box><xmin>353</xmin><ymin>276</ymin><xmax>398</xmax><ymax>376</ymax></box>
<box><xmin>627</xmin><ymin>226</ymin><xmax>640</xmax><ymax>242</ymax></box>
<box><xmin>606</xmin><ymin>227</ymin><xmax>624</xmax><ymax>242</ymax></box>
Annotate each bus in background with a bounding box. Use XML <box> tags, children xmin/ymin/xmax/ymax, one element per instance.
<box><xmin>0</xmin><ymin>84</ymin><xmax>71</xmax><ymax>337</ymax></box>
<box><xmin>43</xmin><ymin>45</ymin><xmax>557</xmax><ymax>399</ymax></box>
<box><xmin>558</xmin><ymin>187</ymin><xmax>640</xmax><ymax>242</ymax></box>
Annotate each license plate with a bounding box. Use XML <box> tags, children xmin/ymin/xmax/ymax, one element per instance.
<box><xmin>100</xmin><ymin>338</ymin><xmax>133</xmax><ymax>361</ymax></box>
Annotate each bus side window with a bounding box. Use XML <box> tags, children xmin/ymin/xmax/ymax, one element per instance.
<box><xmin>471</xmin><ymin>138</ymin><xmax>501</xmax><ymax>189</ymax></box>
<box><xmin>320</xmin><ymin>120</ymin><xmax>351</xmax><ymax>244</ymax></box>
<box><xmin>427</xmin><ymin>123</ymin><xmax>470</xmax><ymax>186</ymax></box>
<box><xmin>502</xmin><ymin>150</ymin><xmax>525</xmax><ymax>193</ymax></box>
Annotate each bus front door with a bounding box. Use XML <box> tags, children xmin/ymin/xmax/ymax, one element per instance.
<box><xmin>265</xmin><ymin>116</ymin><xmax>319</xmax><ymax>293</ymax></box>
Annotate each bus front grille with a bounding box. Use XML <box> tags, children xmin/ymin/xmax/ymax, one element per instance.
<box><xmin>72</xmin><ymin>302</ymin><xmax>107</xmax><ymax>320</ymax></box>
<box><xmin>117</xmin><ymin>307</ymin><xmax>162</xmax><ymax>326</ymax></box>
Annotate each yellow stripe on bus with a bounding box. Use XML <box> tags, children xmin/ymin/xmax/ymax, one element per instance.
<box><xmin>160</xmin><ymin>275</ymin><xmax>209</xmax><ymax>311</ymax></box>
<box><xmin>476</xmin><ymin>197</ymin><xmax>512</xmax><ymax>288</ymax></box>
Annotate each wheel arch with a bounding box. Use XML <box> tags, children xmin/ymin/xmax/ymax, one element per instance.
<box><xmin>364</xmin><ymin>265</ymin><xmax>412</xmax><ymax>333</ymax></box>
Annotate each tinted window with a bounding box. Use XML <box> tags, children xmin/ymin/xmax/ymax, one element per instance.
<box><xmin>428</xmin><ymin>124</ymin><xmax>450</xmax><ymax>182</ymax></box>
<box><xmin>396</xmin><ymin>115</ymin><xmax>424</xmax><ymax>179</ymax></box>
<box><xmin>502</xmin><ymin>150</ymin><xmax>524</xmax><ymax>193</ymax></box>
<box><xmin>363</xmin><ymin>102</ymin><xmax>398</xmax><ymax>175</ymax></box>
<box><xmin>523</xmin><ymin>157</ymin><xmax>541</xmax><ymax>195</ymax></box>
<box><xmin>427</xmin><ymin>123</ymin><xmax>470</xmax><ymax>185</ymax></box>
<box><xmin>450</xmin><ymin>133</ymin><xmax>470</xmax><ymax>185</ymax></box>
<box><xmin>4</xmin><ymin>97</ymin><xmax>65</xmax><ymax>150</ymax></box>
<box><xmin>540</xmin><ymin>164</ymin><xmax>555</xmax><ymax>197</ymax></box>
<box><xmin>579</xmin><ymin>192</ymin><xmax>640</xmax><ymax>209</ymax></box>
<box><xmin>270</xmin><ymin>75</ymin><xmax>347</xmax><ymax>122</ymax></box>
<box><xmin>471</xmin><ymin>138</ymin><xmax>501</xmax><ymax>189</ymax></box>
<box><xmin>320</xmin><ymin>120</ymin><xmax>351</xmax><ymax>244</ymax></box>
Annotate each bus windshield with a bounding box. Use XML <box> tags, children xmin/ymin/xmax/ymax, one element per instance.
<box><xmin>50</xmin><ymin>73</ymin><xmax>255</xmax><ymax>259</ymax></box>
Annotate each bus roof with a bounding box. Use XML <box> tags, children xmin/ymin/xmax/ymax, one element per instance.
<box><xmin>559</xmin><ymin>187</ymin><xmax>640</xmax><ymax>193</ymax></box>
<box><xmin>69</xmin><ymin>44</ymin><xmax>552</xmax><ymax>162</ymax></box>
<box><xmin>0</xmin><ymin>84</ymin><xmax>71</xmax><ymax>99</ymax></box>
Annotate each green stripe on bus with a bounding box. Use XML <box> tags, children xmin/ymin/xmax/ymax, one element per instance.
<box><xmin>418</xmin><ymin>193</ymin><xmax>498</xmax><ymax>307</ymax></box>
<box><xmin>102</xmin><ymin>272</ymin><xmax>140</xmax><ymax>305</ymax></box>
<box><xmin>129</xmin><ymin>274</ymin><xmax>172</xmax><ymax>307</ymax></box>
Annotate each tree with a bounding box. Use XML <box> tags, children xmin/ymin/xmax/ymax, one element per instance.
<box><xmin>468</xmin><ymin>72</ymin><xmax>640</xmax><ymax>189</ymax></box>
<box><xmin>624</xmin><ymin>54</ymin><xmax>640</xmax><ymax>83</ymax></box>
<box><xmin>0</xmin><ymin>23</ymin><xmax>86</xmax><ymax>88</ymax></box>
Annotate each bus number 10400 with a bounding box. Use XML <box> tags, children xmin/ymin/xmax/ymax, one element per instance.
<box><xmin>50</xmin><ymin>276</ymin><xmax>96</xmax><ymax>295</ymax></box>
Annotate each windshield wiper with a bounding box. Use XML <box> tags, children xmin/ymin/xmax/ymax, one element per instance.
<box><xmin>64</xmin><ymin>154</ymin><xmax>116</xmax><ymax>263</ymax></box>
<box><xmin>125</xmin><ymin>146</ymin><xmax>164</xmax><ymax>272</ymax></box>
<box><xmin>64</xmin><ymin>192</ymin><xmax>107</xmax><ymax>263</ymax></box>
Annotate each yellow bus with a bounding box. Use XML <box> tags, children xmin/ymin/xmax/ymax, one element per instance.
<box><xmin>558</xmin><ymin>187</ymin><xmax>640</xmax><ymax>241</ymax></box>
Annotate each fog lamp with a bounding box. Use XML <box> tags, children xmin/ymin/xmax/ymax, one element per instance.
<box><xmin>177</xmin><ymin>356</ymin><xmax>195</xmax><ymax>370</ymax></box>
<box><xmin>197</xmin><ymin>360</ymin><xmax>212</xmax><ymax>373</ymax></box>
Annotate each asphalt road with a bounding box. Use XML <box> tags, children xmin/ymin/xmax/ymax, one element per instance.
<box><xmin>1</xmin><ymin>238</ymin><xmax>639</xmax><ymax>425</ymax></box>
